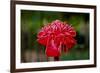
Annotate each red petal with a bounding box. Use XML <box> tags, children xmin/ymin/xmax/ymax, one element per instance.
<box><xmin>64</xmin><ymin>37</ymin><xmax>76</xmax><ymax>49</ymax></box>
<box><xmin>46</xmin><ymin>39</ymin><xmax>61</xmax><ymax>57</ymax></box>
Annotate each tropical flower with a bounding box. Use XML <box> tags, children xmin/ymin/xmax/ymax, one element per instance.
<box><xmin>37</xmin><ymin>20</ymin><xmax>76</xmax><ymax>57</ymax></box>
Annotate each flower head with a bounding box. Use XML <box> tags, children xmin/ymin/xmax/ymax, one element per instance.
<box><xmin>37</xmin><ymin>20</ymin><xmax>76</xmax><ymax>57</ymax></box>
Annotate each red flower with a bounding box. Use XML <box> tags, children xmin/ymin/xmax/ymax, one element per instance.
<box><xmin>37</xmin><ymin>20</ymin><xmax>76</xmax><ymax>57</ymax></box>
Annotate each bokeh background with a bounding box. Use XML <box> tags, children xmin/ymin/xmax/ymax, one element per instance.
<box><xmin>21</xmin><ymin>10</ymin><xmax>89</xmax><ymax>62</ymax></box>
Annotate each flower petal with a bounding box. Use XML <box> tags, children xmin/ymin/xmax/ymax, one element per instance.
<box><xmin>46</xmin><ymin>39</ymin><xmax>61</xmax><ymax>57</ymax></box>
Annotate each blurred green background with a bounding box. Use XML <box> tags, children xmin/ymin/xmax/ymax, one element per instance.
<box><xmin>21</xmin><ymin>10</ymin><xmax>89</xmax><ymax>62</ymax></box>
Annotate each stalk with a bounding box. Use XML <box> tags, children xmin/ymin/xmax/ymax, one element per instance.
<box><xmin>54</xmin><ymin>56</ymin><xmax>59</xmax><ymax>61</ymax></box>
